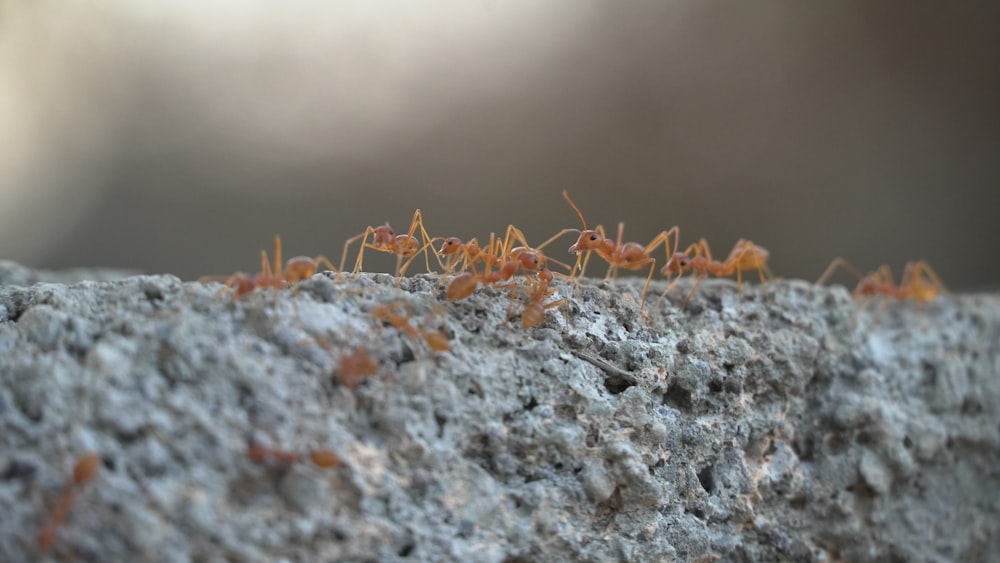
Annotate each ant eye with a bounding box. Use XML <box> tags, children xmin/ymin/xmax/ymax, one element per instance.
<box><xmin>589</xmin><ymin>234</ymin><xmax>598</xmax><ymax>241</ymax></box>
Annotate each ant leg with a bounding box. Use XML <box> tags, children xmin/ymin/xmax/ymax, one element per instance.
<box><xmin>260</xmin><ymin>250</ymin><xmax>272</xmax><ymax>278</ymax></box>
<box><xmin>654</xmin><ymin>272</ymin><xmax>685</xmax><ymax>312</ymax></box>
<box><xmin>872</xmin><ymin>265</ymin><xmax>896</xmax><ymax>287</ymax></box>
<box><xmin>399</xmin><ymin>240</ymin><xmax>436</xmax><ymax>279</ymax></box>
<box><xmin>603</xmin><ymin>262</ymin><xmax>617</xmax><ymax>283</ymax></box>
<box><xmin>680</xmin><ymin>273</ymin><xmax>706</xmax><ymax>310</ymax></box>
<box><xmin>816</xmin><ymin>257</ymin><xmax>863</xmax><ymax>286</ymax></box>
<box><xmin>759</xmin><ymin>262</ymin><xmax>774</xmax><ymax>283</ymax></box>
<box><xmin>698</xmin><ymin>239</ymin><xmax>714</xmax><ymax>262</ymax></box>
<box><xmin>312</xmin><ymin>256</ymin><xmax>342</xmax><ymax>280</ymax></box>
<box><xmin>639</xmin><ymin>260</ymin><xmax>656</xmax><ymax>318</ymax></box>
<box><xmin>273</xmin><ymin>235</ymin><xmax>283</xmax><ymax>279</ymax></box>
<box><xmin>218</xmin><ymin>273</ymin><xmax>241</xmax><ymax>297</ymax></box>
<box><xmin>908</xmin><ymin>260</ymin><xmax>947</xmax><ymax>292</ymax></box>
<box><xmin>393</xmin><ymin>254</ymin><xmax>405</xmax><ymax>280</ymax></box>
<box><xmin>641</xmin><ymin>228</ymin><xmax>677</xmax><ymax>260</ymax></box>
<box><xmin>536</xmin><ymin>228</ymin><xmax>580</xmax><ymax>252</ymax></box>
<box><xmin>500</xmin><ymin>225</ymin><xmax>520</xmax><ymax>257</ymax></box>
<box><xmin>340</xmin><ymin>228</ymin><xmax>373</xmax><ymax>274</ymax></box>
<box><xmin>410</xmin><ymin>209</ymin><xmax>440</xmax><ymax>274</ymax></box>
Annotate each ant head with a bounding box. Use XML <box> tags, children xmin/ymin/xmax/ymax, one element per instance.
<box><xmin>516</xmin><ymin>251</ymin><xmax>540</xmax><ymax>270</ymax></box>
<box><xmin>568</xmin><ymin>230</ymin><xmax>603</xmax><ymax>253</ymax></box>
<box><xmin>664</xmin><ymin>252</ymin><xmax>690</xmax><ymax>274</ymax></box>
<box><xmin>372</xmin><ymin>225</ymin><xmax>395</xmax><ymax>245</ymax></box>
<box><xmin>537</xmin><ymin>268</ymin><xmax>553</xmax><ymax>284</ymax></box>
<box><xmin>439</xmin><ymin>237</ymin><xmax>463</xmax><ymax>255</ymax></box>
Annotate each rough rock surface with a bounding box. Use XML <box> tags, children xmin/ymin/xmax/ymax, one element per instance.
<box><xmin>0</xmin><ymin>265</ymin><xmax>997</xmax><ymax>562</ymax></box>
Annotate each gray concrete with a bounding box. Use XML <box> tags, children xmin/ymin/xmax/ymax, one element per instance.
<box><xmin>1</xmin><ymin>266</ymin><xmax>997</xmax><ymax>562</ymax></box>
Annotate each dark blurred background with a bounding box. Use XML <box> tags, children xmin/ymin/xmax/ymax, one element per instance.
<box><xmin>1</xmin><ymin>1</ymin><xmax>998</xmax><ymax>288</ymax></box>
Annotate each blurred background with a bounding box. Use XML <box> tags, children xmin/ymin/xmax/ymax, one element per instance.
<box><xmin>1</xmin><ymin>0</ymin><xmax>998</xmax><ymax>288</ymax></box>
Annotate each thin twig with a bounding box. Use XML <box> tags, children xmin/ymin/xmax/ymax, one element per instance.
<box><xmin>571</xmin><ymin>350</ymin><xmax>637</xmax><ymax>384</ymax></box>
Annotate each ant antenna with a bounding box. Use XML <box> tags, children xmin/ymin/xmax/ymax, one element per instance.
<box><xmin>562</xmin><ymin>190</ymin><xmax>588</xmax><ymax>230</ymax></box>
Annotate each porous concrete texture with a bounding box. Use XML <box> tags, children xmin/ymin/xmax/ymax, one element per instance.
<box><xmin>0</xmin><ymin>266</ymin><xmax>997</xmax><ymax>562</ymax></box>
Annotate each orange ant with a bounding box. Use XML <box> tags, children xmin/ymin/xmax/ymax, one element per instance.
<box><xmin>657</xmin><ymin>238</ymin><xmax>772</xmax><ymax>309</ymax></box>
<box><xmin>443</xmin><ymin>228</ymin><xmax>570</xmax><ymax>303</ymax></box>
<box><xmin>247</xmin><ymin>444</ymin><xmax>341</xmax><ymax>468</ymax></box>
<box><xmin>204</xmin><ymin>235</ymin><xmax>338</xmax><ymax>297</ymax></box>
<box><xmin>370</xmin><ymin>301</ymin><xmax>450</xmax><ymax>352</ymax></box>
<box><xmin>336</xmin><ymin>347</ymin><xmax>381</xmax><ymax>389</ymax></box>
<box><xmin>434</xmin><ymin>236</ymin><xmax>492</xmax><ymax>277</ymax></box>
<box><xmin>431</xmin><ymin>233</ymin><xmax>499</xmax><ymax>299</ymax></box>
<box><xmin>443</xmin><ymin>232</ymin><xmax>504</xmax><ymax>300</ymax></box>
<box><xmin>519</xmin><ymin>268</ymin><xmax>569</xmax><ymax>328</ymax></box>
<box><xmin>817</xmin><ymin>258</ymin><xmax>945</xmax><ymax>305</ymax></box>
<box><xmin>538</xmin><ymin>190</ymin><xmax>678</xmax><ymax>314</ymax></box>
<box><xmin>37</xmin><ymin>452</ymin><xmax>100</xmax><ymax>551</ymax></box>
<box><xmin>340</xmin><ymin>209</ymin><xmax>438</xmax><ymax>277</ymax></box>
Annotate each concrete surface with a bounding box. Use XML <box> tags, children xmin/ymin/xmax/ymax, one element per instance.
<box><xmin>0</xmin><ymin>264</ymin><xmax>997</xmax><ymax>562</ymax></box>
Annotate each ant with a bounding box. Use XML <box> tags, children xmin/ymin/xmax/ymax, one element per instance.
<box><xmin>443</xmin><ymin>228</ymin><xmax>570</xmax><ymax>303</ymax></box>
<box><xmin>204</xmin><ymin>235</ymin><xmax>338</xmax><ymax>297</ymax></box>
<box><xmin>518</xmin><ymin>268</ymin><xmax>569</xmax><ymax>328</ymax></box>
<box><xmin>37</xmin><ymin>452</ymin><xmax>101</xmax><ymax>551</ymax></box>
<box><xmin>432</xmin><ymin>233</ymin><xmax>500</xmax><ymax>299</ymax></box>
<box><xmin>657</xmin><ymin>238</ymin><xmax>772</xmax><ymax>309</ymax></box>
<box><xmin>340</xmin><ymin>209</ymin><xmax>438</xmax><ymax>277</ymax></box>
<box><xmin>370</xmin><ymin>301</ymin><xmax>451</xmax><ymax>352</ymax></box>
<box><xmin>336</xmin><ymin>347</ymin><xmax>381</xmax><ymax>389</ymax></box>
<box><xmin>247</xmin><ymin>444</ymin><xmax>341</xmax><ymax>468</ymax></box>
<box><xmin>538</xmin><ymin>190</ymin><xmax>679</xmax><ymax>314</ymax></box>
<box><xmin>434</xmin><ymin>236</ymin><xmax>492</xmax><ymax>277</ymax></box>
<box><xmin>817</xmin><ymin>258</ymin><xmax>945</xmax><ymax>305</ymax></box>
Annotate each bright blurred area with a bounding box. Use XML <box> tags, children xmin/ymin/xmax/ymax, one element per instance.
<box><xmin>1</xmin><ymin>0</ymin><xmax>998</xmax><ymax>288</ymax></box>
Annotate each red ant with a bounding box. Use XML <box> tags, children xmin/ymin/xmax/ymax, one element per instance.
<box><xmin>204</xmin><ymin>235</ymin><xmax>338</xmax><ymax>297</ymax></box>
<box><xmin>538</xmin><ymin>190</ymin><xmax>679</xmax><ymax>314</ymax></box>
<box><xmin>519</xmin><ymin>268</ymin><xmax>569</xmax><ymax>328</ymax></box>
<box><xmin>340</xmin><ymin>209</ymin><xmax>438</xmax><ymax>277</ymax></box>
<box><xmin>443</xmin><ymin>232</ymin><xmax>505</xmax><ymax>301</ymax></box>
<box><xmin>444</xmin><ymin>227</ymin><xmax>570</xmax><ymax>302</ymax></box>
<box><xmin>370</xmin><ymin>301</ymin><xmax>450</xmax><ymax>352</ymax></box>
<box><xmin>434</xmin><ymin>236</ymin><xmax>491</xmax><ymax>277</ymax></box>
<box><xmin>37</xmin><ymin>452</ymin><xmax>100</xmax><ymax>550</ymax></box>
<box><xmin>657</xmin><ymin>238</ymin><xmax>772</xmax><ymax>309</ymax></box>
<box><xmin>337</xmin><ymin>347</ymin><xmax>381</xmax><ymax>389</ymax></box>
<box><xmin>817</xmin><ymin>258</ymin><xmax>945</xmax><ymax>305</ymax></box>
<box><xmin>247</xmin><ymin>444</ymin><xmax>341</xmax><ymax>468</ymax></box>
